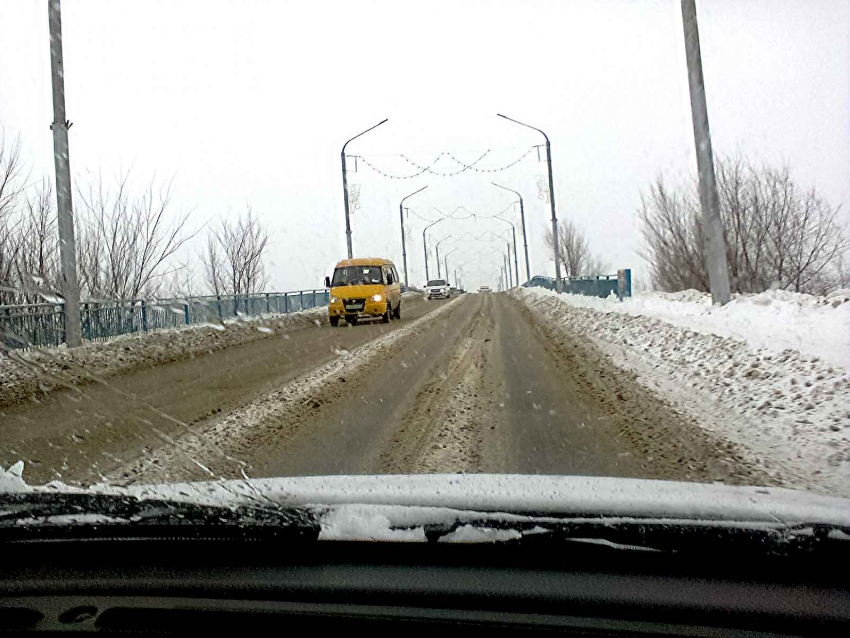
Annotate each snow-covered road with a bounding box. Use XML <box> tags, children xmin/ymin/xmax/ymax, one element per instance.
<box><xmin>2</xmin><ymin>288</ymin><xmax>847</xmax><ymax>496</ymax></box>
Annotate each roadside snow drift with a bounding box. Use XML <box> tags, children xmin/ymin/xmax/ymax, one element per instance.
<box><xmin>0</xmin><ymin>307</ymin><xmax>326</xmax><ymax>408</ymax></box>
<box><xmin>514</xmin><ymin>287</ymin><xmax>850</xmax><ymax>496</ymax></box>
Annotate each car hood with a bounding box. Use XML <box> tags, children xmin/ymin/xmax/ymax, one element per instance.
<box><xmin>330</xmin><ymin>284</ymin><xmax>383</xmax><ymax>298</ymax></box>
<box><xmin>3</xmin><ymin>469</ymin><xmax>849</xmax><ymax>532</ymax></box>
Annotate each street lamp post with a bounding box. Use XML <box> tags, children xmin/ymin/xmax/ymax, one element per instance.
<box><xmin>341</xmin><ymin>118</ymin><xmax>388</xmax><ymax>258</ymax></box>
<box><xmin>497</xmin><ymin>114</ymin><xmax>561</xmax><ymax>291</ymax></box>
<box><xmin>492</xmin><ymin>182</ymin><xmax>530</xmax><ymax>284</ymax></box>
<box><xmin>443</xmin><ymin>248</ymin><xmax>458</xmax><ymax>286</ymax></box>
<box><xmin>399</xmin><ymin>185</ymin><xmax>428</xmax><ymax>288</ymax></box>
<box><xmin>489</xmin><ymin>214</ymin><xmax>520</xmax><ymax>287</ymax></box>
<box><xmin>435</xmin><ymin>235</ymin><xmax>452</xmax><ymax>278</ymax></box>
<box><xmin>422</xmin><ymin>217</ymin><xmax>445</xmax><ymax>282</ymax></box>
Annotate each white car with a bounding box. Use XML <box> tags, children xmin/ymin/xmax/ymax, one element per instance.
<box><xmin>426</xmin><ymin>279</ymin><xmax>451</xmax><ymax>299</ymax></box>
<box><xmin>478</xmin><ymin>286</ymin><xmax>492</xmax><ymax>293</ymax></box>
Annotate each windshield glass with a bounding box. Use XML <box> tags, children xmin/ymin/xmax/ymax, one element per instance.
<box><xmin>332</xmin><ymin>266</ymin><xmax>384</xmax><ymax>286</ymax></box>
<box><xmin>1</xmin><ymin>0</ymin><xmax>848</xmax><ymax>536</ymax></box>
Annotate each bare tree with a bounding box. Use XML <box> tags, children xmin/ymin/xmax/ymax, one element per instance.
<box><xmin>201</xmin><ymin>233</ymin><xmax>225</xmax><ymax>297</ymax></box>
<box><xmin>544</xmin><ymin>218</ymin><xmax>607</xmax><ymax>277</ymax></box>
<box><xmin>0</xmin><ymin>133</ymin><xmax>28</xmax><ymax>304</ymax></box>
<box><xmin>201</xmin><ymin>206</ymin><xmax>269</xmax><ymax>296</ymax></box>
<box><xmin>640</xmin><ymin>157</ymin><xmax>849</xmax><ymax>295</ymax></box>
<box><xmin>164</xmin><ymin>261</ymin><xmax>200</xmax><ymax>299</ymax></box>
<box><xmin>0</xmin><ymin>132</ymin><xmax>28</xmax><ymax>221</ymax></box>
<box><xmin>74</xmin><ymin>171</ymin><xmax>196</xmax><ymax>300</ymax></box>
<box><xmin>12</xmin><ymin>179</ymin><xmax>60</xmax><ymax>303</ymax></box>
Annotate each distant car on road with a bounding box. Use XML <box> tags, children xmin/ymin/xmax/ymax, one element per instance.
<box><xmin>478</xmin><ymin>286</ymin><xmax>492</xmax><ymax>293</ymax></box>
<box><xmin>426</xmin><ymin>279</ymin><xmax>451</xmax><ymax>299</ymax></box>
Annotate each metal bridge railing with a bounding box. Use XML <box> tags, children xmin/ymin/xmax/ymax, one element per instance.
<box><xmin>523</xmin><ymin>269</ymin><xmax>632</xmax><ymax>301</ymax></box>
<box><xmin>0</xmin><ymin>290</ymin><xmax>329</xmax><ymax>350</ymax></box>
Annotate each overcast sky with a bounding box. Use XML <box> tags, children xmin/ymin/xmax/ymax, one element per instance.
<box><xmin>2</xmin><ymin>0</ymin><xmax>848</xmax><ymax>293</ymax></box>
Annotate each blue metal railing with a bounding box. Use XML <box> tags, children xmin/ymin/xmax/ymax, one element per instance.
<box><xmin>523</xmin><ymin>269</ymin><xmax>632</xmax><ymax>300</ymax></box>
<box><xmin>0</xmin><ymin>290</ymin><xmax>329</xmax><ymax>350</ymax></box>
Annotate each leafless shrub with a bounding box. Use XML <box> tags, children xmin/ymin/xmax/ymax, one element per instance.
<box><xmin>544</xmin><ymin>218</ymin><xmax>609</xmax><ymax>277</ymax></box>
<box><xmin>201</xmin><ymin>206</ymin><xmax>269</xmax><ymax>296</ymax></box>
<box><xmin>639</xmin><ymin>157</ymin><xmax>848</xmax><ymax>295</ymax></box>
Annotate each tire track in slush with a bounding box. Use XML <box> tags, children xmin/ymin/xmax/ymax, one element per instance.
<box><xmin>376</xmin><ymin>295</ymin><xmax>501</xmax><ymax>473</ymax></box>
<box><xmin>105</xmin><ymin>297</ymin><xmax>462</xmax><ymax>485</ymax></box>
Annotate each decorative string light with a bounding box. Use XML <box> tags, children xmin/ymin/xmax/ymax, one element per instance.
<box><xmin>399</xmin><ymin>150</ymin><xmax>490</xmax><ymax>176</ymax></box>
<box><xmin>353</xmin><ymin>146</ymin><xmax>538</xmax><ymax>179</ymax></box>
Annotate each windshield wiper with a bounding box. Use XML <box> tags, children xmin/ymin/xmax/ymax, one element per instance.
<box><xmin>0</xmin><ymin>492</ymin><xmax>320</xmax><ymax>540</ymax></box>
<box><xmin>415</xmin><ymin>517</ymin><xmax>850</xmax><ymax>556</ymax></box>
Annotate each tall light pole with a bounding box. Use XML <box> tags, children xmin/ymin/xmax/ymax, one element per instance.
<box><xmin>681</xmin><ymin>0</ymin><xmax>731</xmax><ymax>305</ymax></box>
<box><xmin>489</xmin><ymin>214</ymin><xmax>520</xmax><ymax>286</ymax></box>
<box><xmin>341</xmin><ymin>118</ymin><xmax>388</xmax><ymax>258</ymax></box>
<box><xmin>443</xmin><ymin>248</ymin><xmax>458</xmax><ymax>286</ymax></box>
<box><xmin>435</xmin><ymin>235</ymin><xmax>452</xmax><ymax>278</ymax></box>
<box><xmin>503</xmin><ymin>252</ymin><xmax>512</xmax><ymax>289</ymax></box>
<box><xmin>399</xmin><ymin>185</ymin><xmax>427</xmax><ymax>288</ymax></box>
<box><xmin>492</xmin><ymin>182</ymin><xmax>530</xmax><ymax>284</ymax></box>
<box><xmin>48</xmin><ymin>0</ymin><xmax>81</xmax><ymax>348</ymax></box>
<box><xmin>497</xmin><ymin>114</ymin><xmax>562</xmax><ymax>292</ymax></box>
<box><xmin>422</xmin><ymin>217</ymin><xmax>445</xmax><ymax>282</ymax></box>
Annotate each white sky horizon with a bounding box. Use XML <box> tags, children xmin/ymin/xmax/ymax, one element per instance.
<box><xmin>2</xmin><ymin>0</ymin><xmax>848</xmax><ymax>294</ymax></box>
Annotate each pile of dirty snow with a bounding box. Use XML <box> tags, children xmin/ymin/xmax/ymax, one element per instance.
<box><xmin>526</xmin><ymin>287</ymin><xmax>850</xmax><ymax>370</ymax></box>
<box><xmin>514</xmin><ymin>287</ymin><xmax>850</xmax><ymax>496</ymax></box>
<box><xmin>0</xmin><ymin>307</ymin><xmax>326</xmax><ymax>408</ymax></box>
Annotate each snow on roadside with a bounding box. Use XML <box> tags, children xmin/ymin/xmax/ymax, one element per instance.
<box><xmin>0</xmin><ymin>307</ymin><xmax>326</xmax><ymax>408</ymax></box>
<box><xmin>527</xmin><ymin>287</ymin><xmax>850</xmax><ymax>370</ymax></box>
<box><xmin>514</xmin><ymin>287</ymin><xmax>850</xmax><ymax>496</ymax></box>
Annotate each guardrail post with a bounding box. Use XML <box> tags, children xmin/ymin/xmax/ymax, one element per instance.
<box><xmin>183</xmin><ymin>304</ymin><xmax>190</xmax><ymax>325</ymax></box>
<box><xmin>617</xmin><ymin>269</ymin><xmax>632</xmax><ymax>301</ymax></box>
<box><xmin>300</xmin><ymin>291</ymin><xmax>304</xmax><ymax>310</ymax></box>
<box><xmin>82</xmin><ymin>303</ymin><xmax>89</xmax><ymax>341</ymax></box>
<box><xmin>284</xmin><ymin>293</ymin><xmax>289</xmax><ymax>313</ymax></box>
<box><xmin>141</xmin><ymin>300</ymin><xmax>148</xmax><ymax>332</ymax></box>
<box><xmin>216</xmin><ymin>295</ymin><xmax>222</xmax><ymax>319</ymax></box>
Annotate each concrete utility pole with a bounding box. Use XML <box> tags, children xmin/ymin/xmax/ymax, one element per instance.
<box><xmin>341</xmin><ymin>119</ymin><xmax>387</xmax><ymax>258</ymax></box>
<box><xmin>497</xmin><ymin>114</ymin><xmax>562</xmax><ymax>292</ymax></box>
<box><xmin>681</xmin><ymin>0</ymin><xmax>731</xmax><ymax>305</ymax></box>
<box><xmin>48</xmin><ymin>0</ymin><xmax>81</xmax><ymax>347</ymax></box>
<box><xmin>505</xmin><ymin>243</ymin><xmax>513</xmax><ymax>288</ymax></box>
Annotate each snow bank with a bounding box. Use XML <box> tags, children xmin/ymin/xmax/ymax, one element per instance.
<box><xmin>0</xmin><ymin>307</ymin><xmax>326</xmax><ymax>408</ymax></box>
<box><xmin>524</xmin><ymin>287</ymin><xmax>850</xmax><ymax>370</ymax></box>
<box><xmin>514</xmin><ymin>287</ymin><xmax>850</xmax><ymax>496</ymax></box>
